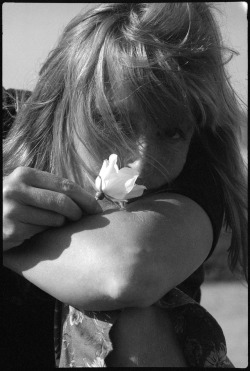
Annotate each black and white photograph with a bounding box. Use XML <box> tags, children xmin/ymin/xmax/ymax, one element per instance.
<box><xmin>2</xmin><ymin>3</ymin><xmax>247</xmax><ymax>368</ymax></box>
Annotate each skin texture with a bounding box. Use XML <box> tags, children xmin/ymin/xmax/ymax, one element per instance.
<box><xmin>3</xmin><ymin>192</ymin><xmax>213</xmax><ymax>310</ymax></box>
<box><xmin>106</xmin><ymin>306</ymin><xmax>188</xmax><ymax>367</ymax></box>
<box><xmin>3</xmin><ymin>117</ymin><xmax>211</xmax><ymax>311</ymax></box>
<box><xmin>3</xmin><ymin>117</ymin><xmax>204</xmax><ymax>306</ymax></box>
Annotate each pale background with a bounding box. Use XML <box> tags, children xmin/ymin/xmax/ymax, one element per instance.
<box><xmin>2</xmin><ymin>2</ymin><xmax>248</xmax><ymax>368</ymax></box>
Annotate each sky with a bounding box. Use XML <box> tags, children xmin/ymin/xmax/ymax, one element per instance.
<box><xmin>2</xmin><ymin>2</ymin><xmax>248</xmax><ymax>106</ymax></box>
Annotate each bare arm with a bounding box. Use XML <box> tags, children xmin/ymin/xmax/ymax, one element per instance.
<box><xmin>3</xmin><ymin>193</ymin><xmax>213</xmax><ymax>311</ymax></box>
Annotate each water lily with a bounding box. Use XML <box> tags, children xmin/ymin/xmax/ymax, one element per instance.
<box><xmin>95</xmin><ymin>154</ymin><xmax>146</xmax><ymax>206</ymax></box>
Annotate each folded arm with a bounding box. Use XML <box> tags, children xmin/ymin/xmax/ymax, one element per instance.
<box><xmin>3</xmin><ymin>193</ymin><xmax>213</xmax><ymax>311</ymax></box>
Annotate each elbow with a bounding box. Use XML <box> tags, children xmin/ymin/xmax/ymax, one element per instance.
<box><xmin>107</xmin><ymin>268</ymin><xmax>164</xmax><ymax>308</ymax></box>
<box><xmin>104</xmin><ymin>239</ymin><xmax>172</xmax><ymax>309</ymax></box>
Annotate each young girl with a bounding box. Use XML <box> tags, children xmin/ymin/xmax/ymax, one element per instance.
<box><xmin>3</xmin><ymin>3</ymin><xmax>247</xmax><ymax>368</ymax></box>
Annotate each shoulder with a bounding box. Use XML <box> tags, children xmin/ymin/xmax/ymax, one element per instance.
<box><xmin>99</xmin><ymin>192</ymin><xmax>213</xmax><ymax>306</ymax></box>
<box><xmin>125</xmin><ymin>192</ymin><xmax>213</xmax><ymax>256</ymax></box>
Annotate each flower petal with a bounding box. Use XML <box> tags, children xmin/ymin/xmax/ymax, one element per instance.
<box><xmin>100</xmin><ymin>154</ymin><xmax>119</xmax><ymax>181</ymax></box>
<box><xmin>102</xmin><ymin>171</ymin><xmax>137</xmax><ymax>199</ymax></box>
<box><xmin>95</xmin><ymin>154</ymin><xmax>147</xmax><ymax>202</ymax></box>
<box><xmin>102</xmin><ymin>178</ymin><xmax>132</xmax><ymax>200</ymax></box>
<box><xmin>95</xmin><ymin>175</ymin><xmax>102</xmax><ymax>191</ymax></box>
<box><xmin>118</xmin><ymin>166</ymin><xmax>140</xmax><ymax>178</ymax></box>
<box><xmin>119</xmin><ymin>168</ymin><xmax>140</xmax><ymax>192</ymax></box>
<box><xmin>125</xmin><ymin>184</ymin><xmax>147</xmax><ymax>199</ymax></box>
<box><xmin>99</xmin><ymin>160</ymin><xmax>109</xmax><ymax>179</ymax></box>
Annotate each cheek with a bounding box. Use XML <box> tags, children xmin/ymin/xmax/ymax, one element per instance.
<box><xmin>143</xmin><ymin>137</ymin><xmax>192</xmax><ymax>188</ymax></box>
<box><xmin>157</xmin><ymin>129</ymin><xmax>194</xmax><ymax>182</ymax></box>
<box><xmin>164</xmin><ymin>143</ymin><xmax>189</xmax><ymax>181</ymax></box>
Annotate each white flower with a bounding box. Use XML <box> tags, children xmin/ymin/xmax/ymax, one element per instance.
<box><xmin>95</xmin><ymin>154</ymin><xmax>146</xmax><ymax>202</ymax></box>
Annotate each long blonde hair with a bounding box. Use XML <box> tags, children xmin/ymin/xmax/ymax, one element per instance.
<box><xmin>3</xmin><ymin>3</ymin><xmax>247</xmax><ymax>280</ymax></box>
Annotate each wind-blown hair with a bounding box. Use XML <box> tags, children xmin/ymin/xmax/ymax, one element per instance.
<box><xmin>3</xmin><ymin>3</ymin><xmax>247</xmax><ymax>280</ymax></box>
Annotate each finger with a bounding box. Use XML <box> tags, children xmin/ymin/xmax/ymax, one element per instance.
<box><xmin>13</xmin><ymin>204</ymin><xmax>66</xmax><ymax>227</ymax></box>
<box><xmin>3</xmin><ymin>222</ymin><xmax>47</xmax><ymax>251</ymax></box>
<box><xmin>18</xmin><ymin>223</ymin><xmax>51</xmax><ymax>240</ymax></box>
<box><xmin>20</xmin><ymin>187</ymin><xmax>83</xmax><ymax>221</ymax></box>
<box><xmin>22</xmin><ymin>169</ymin><xmax>102</xmax><ymax>214</ymax></box>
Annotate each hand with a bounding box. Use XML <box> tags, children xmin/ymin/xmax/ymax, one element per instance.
<box><xmin>3</xmin><ymin>167</ymin><xmax>102</xmax><ymax>251</ymax></box>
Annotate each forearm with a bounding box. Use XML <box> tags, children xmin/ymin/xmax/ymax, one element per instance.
<box><xmin>3</xmin><ymin>211</ymin><xmax>137</xmax><ymax>311</ymax></box>
<box><xmin>3</xmin><ymin>194</ymin><xmax>212</xmax><ymax>311</ymax></box>
<box><xmin>3</xmin><ymin>207</ymin><xmax>161</xmax><ymax>311</ymax></box>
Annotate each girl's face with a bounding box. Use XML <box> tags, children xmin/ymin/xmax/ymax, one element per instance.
<box><xmin>112</xmin><ymin>90</ymin><xmax>194</xmax><ymax>190</ymax></box>
<box><xmin>127</xmin><ymin>114</ymin><xmax>194</xmax><ymax>190</ymax></box>
<box><xmin>74</xmin><ymin>91</ymin><xmax>194</xmax><ymax>193</ymax></box>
